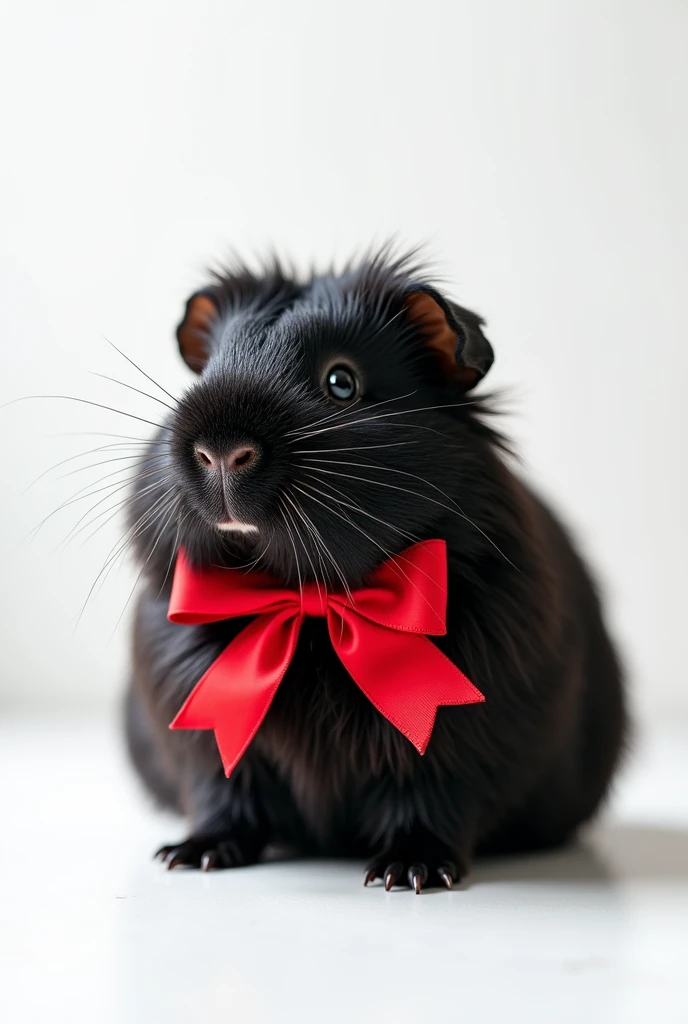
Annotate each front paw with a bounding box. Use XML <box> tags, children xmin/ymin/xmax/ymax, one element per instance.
<box><xmin>155</xmin><ymin>832</ymin><xmax>261</xmax><ymax>871</ymax></box>
<box><xmin>364</xmin><ymin>843</ymin><xmax>466</xmax><ymax>893</ymax></box>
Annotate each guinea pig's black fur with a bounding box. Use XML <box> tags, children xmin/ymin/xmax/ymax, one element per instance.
<box><xmin>125</xmin><ymin>248</ymin><xmax>627</xmax><ymax>889</ymax></box>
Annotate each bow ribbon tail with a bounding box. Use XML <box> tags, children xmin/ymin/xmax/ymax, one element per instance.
<box><xmin>330</xmin><ymin>613</ymin><xmax>485</xmax><ymax>754</ymax></box>
<box><xmin>170</xmin><ymin>609</ymin><xmax>302</xmax><ymax>776</ymax></box>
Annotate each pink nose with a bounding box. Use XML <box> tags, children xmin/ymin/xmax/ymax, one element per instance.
<box><xmin>195</xmin><ymin>445</ymin><xmax>257</xmax><ymax>472</ymax></box>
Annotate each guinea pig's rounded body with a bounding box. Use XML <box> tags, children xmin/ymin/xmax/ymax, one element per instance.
<box><xmin>125</xmin><ymin>251</ymin><xmax>626</xmax><ymax>889</ymax></box>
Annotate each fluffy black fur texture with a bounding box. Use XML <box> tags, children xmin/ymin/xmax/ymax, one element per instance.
<box><xmin>125</xmin><ymin>247</ymin><xmax>627</xmax><ymax>890</ymax></box>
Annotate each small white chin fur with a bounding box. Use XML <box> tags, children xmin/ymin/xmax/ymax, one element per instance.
<box><xmin>215</xmin><ymin>521</ymin><xmax>259</xmax><ymax>535</ymax></box>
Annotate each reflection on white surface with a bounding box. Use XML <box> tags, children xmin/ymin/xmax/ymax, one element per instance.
<box><xmin>1</xmin><ymin>714</ymin><xmax>687</xmax><ymax>1024</ymax></box>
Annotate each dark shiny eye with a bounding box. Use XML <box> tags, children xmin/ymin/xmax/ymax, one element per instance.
<box><xmin>326</xmin><ymin>365</ymin><xmax>358</xmax><ymax>402</ymax></box>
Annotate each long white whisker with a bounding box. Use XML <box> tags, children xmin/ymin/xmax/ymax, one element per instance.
<box><xmin>52</xmin><ymin>431</ymin><xmax>173</xmax><ymax>444</ymax></box>
<box><xmin>56</xmin><ymin>452</ymin><xmax>168</xmax><ymax>480</ymax></box>
<box><xmin>287</xmin><ymin>395</ymin><xmax>364</xmax><ymax>435</ymax></box>
<box><xmin>24</xmin><ymin>464</ymin><xmax>165</xmax><ymax>542</ymax></box>
<box><xmin>369</xmin><ymin>306</ymin><xmax>406</xmax><ymax>338</ymax></box>
<box><xmin>295</xmin><ymin>483</ymin><xmax>440</xmax><ymax>618</ymax></box>
<box><xmin>303</xmin><ymin>464</ymin><xmax>521</xmax><ymax>573</ymax></box>
<box><xmin>287</xmin><ymin>389</ymin><xmax>417</xmax><ymax>437</ymax></box>
<box><xmin>302</xmin><ymin>456</ymin><xmax>468</xmax><ymax>511</ymax></box>
<box><xmin>89</xmin><ymin>372</ymin><xmax>177</xmax><ymax>412</ymax></box>
<box><xmin>63</xmin><ymin>467</ymin><xmax>168</xmax><ymax>541</ymax></box>
<box><xmin>287</xmin><ymin>490</ymin><xmax>355</xmax><ymax>606</ymax></box>
<box><xmin>22</xmin><ymin>441</ymin><xmax>156</xmax><ymax>493</ymax></box>
<box><xmin>93</xmin><ymin>489</ymin><xmax>179</xmax><ymax>598</ymax></box>
<box><xmin>157</xmin><ymin>509</ymin><xmax>191</xmax><ymax>598</ymax></box>
<box><xmin>292</xmin><ymin>441</ymin><xmax>419</xmax><ymax>455</ymax></box>
<box><xmin>300</xmin><ymin>471</ymin><xmax>418</xmax><ymax>545</ymax></box>
<box><xmin>75</xmin><ymin>486</ymin><xmax>176</xmax><ymax>626</ymax></box>
<box><xmin>103</xmin><ymin>337</ymin><xmax>179</xmax><ymax>404</ymax></box>
<box><xmin>278</xmin><ymin>502</ymin><xmax>304</xmax><ymax>603</ymax></box>
<box><xmin>280</xmin><ymin>496</ymin><xmax>324</xmax><ymax>601</ymax></box>
<box><xmin>225</xmin><ymin>535</ymin><xmax>273</xmax><ymax>574</ymax></box>
<box><xmin>4</xmin><ymin>394</ymin><xmax>172</xmax><ymax>432</ymax></box>
<box><xmin>106</xmin><ymin>497</ymin><xmax>180</xmax><ymax>637</ymax></box>
<box><xmin>72</xmin><ymin>479</ymin><xmax>164</xmax><ymax>549</ymax></box>
<box><xmin>290</xmin><ymin>400</ymin><xmax>478</xmax><ymax>442</ymax></box>
<box><xmin>284</xmin><ymin>491</ymin><xmax>355</xmax><ymax>604</ymax></box>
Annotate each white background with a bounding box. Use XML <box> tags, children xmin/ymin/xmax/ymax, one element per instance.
<box><xmin>0</xmin><ymin>0</ymin><xmax>686</xmax><ymax>719</ymax></box>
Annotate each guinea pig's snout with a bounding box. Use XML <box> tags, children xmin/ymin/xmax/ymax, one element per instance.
<box><xmin>194</xmin><ymin>443</ymin><xmax>259</xmax><ymax>474</ymax></box>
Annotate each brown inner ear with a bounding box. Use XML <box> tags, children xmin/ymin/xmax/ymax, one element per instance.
<box><xmin>403</xmin><ymin>291</ymin><xmax>459</xmax><ymax>374</ymax></box>
<box><xmin>403</xmin><ymin>291</ymin><xmax>480</xmax><ymax>390</ymax></box>
<box><xmin>178</xmin><ymin>294</ymin><xmax>217</xmax><ymax>372</ymax></box>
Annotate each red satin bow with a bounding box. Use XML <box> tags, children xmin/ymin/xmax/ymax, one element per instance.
<box><xmin>168</xmin><ymin>539</ymin><xmax>484</xmax><ymax>776</ymax></box>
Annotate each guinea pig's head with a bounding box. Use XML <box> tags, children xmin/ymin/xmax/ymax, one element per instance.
<box><xmin>138</xmin><ymin>251</ymin><xmax>495</xmax><ymax>589</ymax></box>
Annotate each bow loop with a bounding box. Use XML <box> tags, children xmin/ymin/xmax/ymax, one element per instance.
<box><xmin>341</xmin><ymin>539</ymin><xmax>449</xmax><ymax>635</ymax></box>
<box><xmin>168</xmin><ymin>540</ymin><xmax>484</xmax><ymax>776</ymax></box>
<box><xmin>168</xmin><ymin>550</ymin><xmax>299</xmax><ymax>625</ymax></box>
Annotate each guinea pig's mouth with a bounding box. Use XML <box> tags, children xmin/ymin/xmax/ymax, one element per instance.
<box><xmin>215</xmin><ymin>519</ymin><xmax>259</xmax><ymax>535</ymax></box>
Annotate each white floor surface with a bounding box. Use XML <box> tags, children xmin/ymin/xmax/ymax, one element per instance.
<box><xmin>1</xmin><ymin>712</ymin><xmax>687</xmax><ymax>1024</ymax></box>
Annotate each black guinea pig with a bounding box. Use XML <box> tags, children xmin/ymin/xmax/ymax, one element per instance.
<box><xmin>125</xmin><ymin>248</ymin><xmax>627</xmax><ymax>891</ymax></box>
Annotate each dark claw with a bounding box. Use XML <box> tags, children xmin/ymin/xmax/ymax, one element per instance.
<box><xmin>365</xmin><ymin>853</ymin><xmax>461</xmax><ymax>894</ymax></box>
<box><xmin>154</xmin><ymin>846</ymin><xmax>171</xmax><ymax>862</ymax></box>
<box><xmin>438</xmin><ymin>867</ymin><xmax>453</xmax><ymax>889</ymax></box>
<box><xmin>166</xmin><ymin>854</ymin><xmax>184</xmax><ymax>870</ymax></box>
<box><xmin>201</xmin><ymin>850</ymin><xmax>217</xmax><ymax>872</ymax></box>
<box><xmin>408</xmin><ymin>864</ymin><xmax>428</xmax><ymax>894</ymax></box>
<box><xmin>384</xmin><ymin>862</ymin><xmax>402</xmax><ymax>891</ymax></box>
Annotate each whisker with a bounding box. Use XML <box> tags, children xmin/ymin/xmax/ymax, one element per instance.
<box><xmin>56</xmin><ymin>451</ymin><xmax>168</xmax><ymax>480</ymax></box>
<box><xmin>292</xmin><ymin>441</ymin><xmax>419</xmax><ymax>455</ymax></box>
<box><xmin>25</xmin><ymin>475</ymin><xmax>140</xmax><ymax>542</ymax></box>
<box><xmin>295</xmin><ymin>484</ymin><xmax>439</xmax><ymax>618</ymax></box>
<box><xmin>22</xmin><ymin>441</ymin><xmax>154</xmax><ymax>494</ymax></box>
<box><xmin>107</xmin><ymin>497</ymin><xmax>180</xmax><ymax>637</ymax></box>
<box><xmin>303</xmin><ymin>464</ymin><xmax>521</xmax><ymax>573</ymax></box>
<box><xmin>280</xmin><ymin>496</ymin><xmax>324</xmax><ymax>600</ymax></box>
<box><xmin>100</xmin><ymin>486</ymin><xmax>176</xmax><ymax>568</ymax></box>
<box><xmin>286</xmin><ymin>389</ymin><xmax>417</xmax><ymax>437</ymax></box>
<box><xmin>52</xmin><ymin>431</ymin><xmax>173</xmax><ymax>443</ymax></box>
<box><xmin>287</xmin><ymin>395</ymin><xmax>364</xmax><ymax>436</ymax></box>
<box><xmin>157</xmin><ymin>509</ymin><xmax>190</xmax><ymax>598</ymax></box>
<box><xmin>300</xmin><ymin>476</ymin><xmax>444</xmax><ymax>588</ymax></box>
<box><xmin>369</xmin><ymin>306</ymin><xmax>406</xmax><ymax>338</ymax></box>
<box><xmin>88</xmin><ymin>485</ymin><xmax>180</xmax><ymax>610</ymax></box>
<box><xmin>64</xmin><ymin>472</ymin><xmax>166</xmax><ymax>548</ymax></box>
<box><xmin>89</xmin><ymin>490</ymin><xmax>177</xmax><ymax>598</ymax></box>
<box><xmin>72</xmin><ymin>480</ymin><xmax>164</xmax><ymax>549</ymax></box>
<box><xmin>74</xmin><ymin>486</ymin><xmax>177</xmax><ymax>626</ymax></box>
<box><xmin>278</xmin><ymin>502</ymin><xmax>304</xmax><ymax>603</ymax></box>
<box><xmin>3</xmin><ymin>395</ymin><xmax>173</xmax><ymax>432</ymax></box>
<box><xmin>302</xmin><ymin>456</ymin><xmax>468</xmax><ymax>510</ymax></box>
<box><xmin>225</xmin><ymin>535</ymin><xmax>273</xmax><ymax>574</ymax></box>
<box><xmin>26</xmin><ymin>461</ymin><xmax>167</xmax><ymax>542</ymax></box>
<box><xmin>290</xmin><ymin>400</ymin><xmax>479</xmax><ymax>443</ymax></box>
<box><xmin>286</xmin><ymin>490</ymin><xmax>355</xmax><ymax>605</ymax></box>
<box><xmin>282</xmin><ymin>494</ymin><xmax>328</xmax><ymax>586</ymax></box>
<box><xmin>104</xmin><ymin>337</ymin><xmax>179</xmax><ymax>403</ymax></box>
<box><xmin>300</xmin><ymin>472</ymin><xmax>418</xmax><ymax>545</ymax></box>
<box><xmin>89</xmin><ymin>372</ymin><xmax>177</xmax><ymax>412</ymax></box>
<box><xmin>292</xmin><ymin>419</ymin><xmax>448</xmax><ymax>442</ymax></box>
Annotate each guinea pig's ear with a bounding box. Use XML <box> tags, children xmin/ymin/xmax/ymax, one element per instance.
<box><xmin>403</xmin><ymin>288</ymin><xmax>494</xmax><ymax>390</ymax></box>
<box><xmin>176</xmin><ymin>289</ymin><xmax>219</xmax><ymax>373</ymax></box>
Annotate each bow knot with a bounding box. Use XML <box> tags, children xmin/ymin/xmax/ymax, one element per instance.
<box><xmin>300</xmin><ymin>581</ymin><xmax>329</xmax><ymax>618</ymax></box>
<box><xmin>168</xmin><ymin>539</ymin><xmax>484</xmax><ymax>776</ymax></box>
